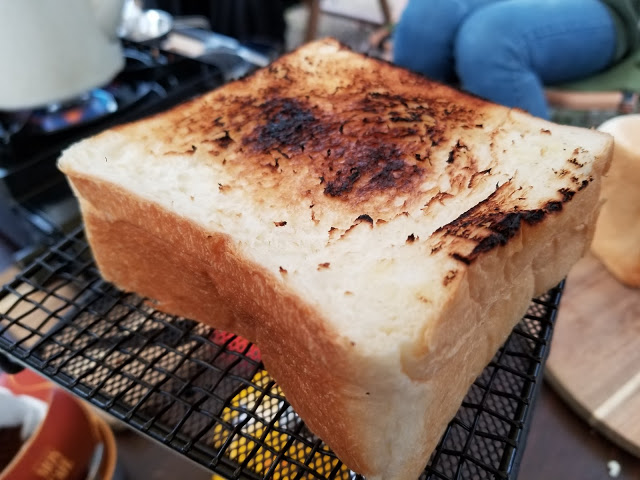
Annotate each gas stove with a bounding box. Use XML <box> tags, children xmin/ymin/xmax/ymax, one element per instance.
<box><xmin>1</xmin><ymin>37</ymin><xmax>265</xmax><ymax>265</ymax></box>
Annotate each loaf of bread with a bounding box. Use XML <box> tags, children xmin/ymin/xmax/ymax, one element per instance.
<box><xmin>58</xmin><ymin>39</ymin><xmax>612</xmax><ymax>480</ymax></box>
<box><xmin>591</xmin><ymin>115</ymin><xmax>640</xmax><ymax>287</ymax></box>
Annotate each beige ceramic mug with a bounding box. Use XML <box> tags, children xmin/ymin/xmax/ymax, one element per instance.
<box><xmin>592</xmin><ymin>114</ymin><xmax>640</xmax><ymax>287</ymax></box>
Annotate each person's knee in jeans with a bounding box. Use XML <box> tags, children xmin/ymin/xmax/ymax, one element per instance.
<box><xmin>453</xmin><ymin>0</ymin><xmax>617</xmax><ymax>118</ymax></box>
<box><xmin>393</xmin><ymin>0</ymin><xmax>469</xmax><ymax>83</ymax></box>
<box><xmin>453</xmin><ymin>6</ymin><xmax>538</xmax><ymax>112</ymax></box>
<box><xmin>393</xmin><ymin>0</ymin><xmax>619</xmax><ymax>119</ymax></box>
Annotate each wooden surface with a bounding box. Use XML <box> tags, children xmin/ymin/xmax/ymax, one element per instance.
<box><xmin>519</xmin><ymin>383</ymin><xmax>640</xmax><ymax>480</ymax></box>
<box><xmin>116</xmin><ymin>429</ymin><xmax>210</xmax><ymax>480</ymax></box>
<box><xmin>547</xmin><ymin>252</ymin><xmax>640</xmax><ymax>458</ymax></box>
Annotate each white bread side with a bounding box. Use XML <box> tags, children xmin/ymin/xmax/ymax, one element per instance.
<box><xmin>58</xmin><ymin>39</ymin><xmax>612</xmax><ymax>480</ymax></box>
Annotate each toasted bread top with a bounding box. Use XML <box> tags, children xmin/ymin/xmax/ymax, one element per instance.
<box><xmin>59</xmin><ymin>39</ymin><xmax>612</xmax><ymax>354</ymax></box>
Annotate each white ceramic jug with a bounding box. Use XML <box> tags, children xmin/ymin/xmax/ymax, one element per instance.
<box><xmin>0</xmin><ymin>0</ymin><xmax>125</xmax><ymax>110</ymax></box>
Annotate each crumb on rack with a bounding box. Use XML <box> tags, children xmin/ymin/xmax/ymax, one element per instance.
<box><xmin>607</xmin><ymin>460</ymin><xmax>621</xmax><ymax>478</ymax></box>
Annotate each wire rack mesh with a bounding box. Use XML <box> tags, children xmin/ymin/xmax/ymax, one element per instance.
<box><xmin>0</xmin><ymin>225</ymin><xmax>561</xmax><ymax>480</ymax></box>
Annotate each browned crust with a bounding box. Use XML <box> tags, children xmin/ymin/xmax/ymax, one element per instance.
<box><xmin>431</xmin><ymin>179</ymin><xmax>590</xmax><ymax>266</ymax></box>
<box><xmin>69</xmin><ymin>174</ymin><xmax>375</xmax><ymax>474</ymax></box>
<box><xmin>106</xmin><ymin>40</ymin><xmax>498</xmax><ymax>230</ymax></box>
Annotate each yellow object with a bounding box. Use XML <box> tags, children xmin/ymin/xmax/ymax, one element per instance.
<box><xmin>209</xmin><ymin>371</ymin><xmax>350</xmax><ymax>479</ymax></box>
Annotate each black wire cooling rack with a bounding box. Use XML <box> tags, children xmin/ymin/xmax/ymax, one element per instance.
<box><xmin>0</xmin><ymin>225</ymin><xmax>562</xmax><ymax>480</ymax></box>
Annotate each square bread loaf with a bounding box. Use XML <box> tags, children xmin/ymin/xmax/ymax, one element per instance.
<box><xmin>59</xmin><ymin>39</ymin><xmax>612</xmax><ymax>479</ymax></box>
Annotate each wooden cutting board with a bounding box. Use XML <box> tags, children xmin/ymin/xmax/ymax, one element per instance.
<box><xmin>547</xmin><ymin>252</ymin><xmax>640</xmax><ymax>458</ymax></box>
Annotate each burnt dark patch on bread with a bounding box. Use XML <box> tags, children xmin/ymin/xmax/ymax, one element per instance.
<box><xmin>436</xmin><ymin>181</ymin><xmax>582</xmax><ymax>265</ymax></box>
<box><xmin>389</xmin><ymin>111</ymin><xmax>422</xmax><ymax>123</ymax></box>
<box><xmin>468</xmin><ymin>168</ymin><xmax>492</xmax><ymax>188</ymax></box>
<box><xmin>266</xmin><ymin>157</ymin><xmax>280</xmax><ymax>171</ymax></box>
<box><xmin>242</xmin><ymin>94</ymin><xmax>429</xmax><ymax>206</ymax></box>
<box><xmin>368</xmin><ymin>156</ymin><xmax>421</xmax><ymax>191</ymax></box>
<box><xmin>447</xmin><ymin>150</ymin><xmax>455</xmax><ymax>164</ymax></box>
<box><xmin>426</xmin><ymin>125</ymin><xmax>446</xmax><ymax>147</ymax></box>
<box><xmin>247</xmin><ymin>98</ymin><xmax>319</xmax><ymax>152</ymax></box>
<box><xmin>443</xmin><ymin>270</ymin><xmax>457</xmax><ymax>286</ymax></box>
<box><xmin>215</xmin><ymin>130</ymin><xmax>234</xmax><ymax>147</ymax></box>
<box><xmin>451</xmin><ymin>253</ymin><xmax>471</xmax><ymax>265</ymax></box>
<box><xmin>424</xmin><ymin>191</ymin><xmax>454</xmax><ymax>210</ymax></box>
<box><xmin>324</xmin><ymin>166</ymin><xmax>361</xmax><ymax>196</ymax></box>
<box><xmin>468</xmin><ymin>214</ymin><xmax>521</xmax><ymax>256</ymax></box>
<box><xmin>568</xmin><ymin>157</ymin><xmax>585</xmax><ymax>168</ymax></box>
<box><xmin>356</xmin><ymin>214</ymin><xmax>374</xmax><ymax>225</ymax></box>
<box><xmin>323</xmin><ymin>146</ymin><xmax>424</xmax><ymax>200</ymax></box>
<box><xmin>341</xmin><ymin>214</ymin><xmax>376</xmax><ymax>239</ymax></box>
<box><xmin>544</xmin><ymin>201</ymin><xmax>563</xmax><ymax>213</ymax></box>
<box><xmin>447</xmin><ymin>140</ymin><xmax>468</xmax><ymax>165</ymax></box>
<box><xmin>274</xmin><ymin>221</ymin><xmax>287</xmax><ymax>227</ymax></box>
<box><xmin>521</xmin><ymin>209</ymin><xmax>545</xmax><ymax>224</ymax></box>
<box><xmin>164</xmin><ymin>47</ymin><xmax>516</xmax><ymax>229</ymax></box>
<box><xmin>348</xmin><ymin>216</ymin><xmax>374</xmax><ymax>230</ymax></box>
<box><xmin>558</xmin><ymin>188</ymin><xmax>574</xmax><ymax>202</ymax></box>
<box><xmin>317</xmin><ymin>262</ymin><xmax>331</xmax><ymax>270</ymax></box>
<box><xmin>578</xmin><ymin>178</ymin><xmax>591</xmax><ymax>191</ymax></box>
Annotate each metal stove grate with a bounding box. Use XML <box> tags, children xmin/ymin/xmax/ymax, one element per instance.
<box><xmin>0</xmin><ymin>225</ymin><xmax>561</xmax><ymax>480</ymax></box>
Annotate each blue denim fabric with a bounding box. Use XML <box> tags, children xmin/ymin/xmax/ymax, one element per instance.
<box><xmin>393</xmin><ymin>0</ymin><xmax>618</xmax><ymax>118</ymax></box>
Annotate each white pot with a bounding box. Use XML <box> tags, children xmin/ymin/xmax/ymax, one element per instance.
<box><xmin>0</xmin><ymin>0</ymin><xmax>125</xmax><ymax>110</ymax></box>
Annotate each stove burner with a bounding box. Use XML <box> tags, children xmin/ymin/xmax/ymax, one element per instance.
<box><xmin>26</xmin><ymin>89</ymin><xmax>118</xmax><ymax>134</ymax></box>
<box><xmin>0</xmin><ymin>38</ymin><xmax>254</xmax><ymax>261</ymax></box>
<box><xmin>2</xmin><ymin>47</ymin><xmax>164</xmax><ymax>141</ymax></box>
